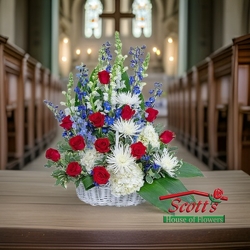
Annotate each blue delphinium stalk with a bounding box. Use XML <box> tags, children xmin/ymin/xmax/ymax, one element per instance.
<box><xmin>146</xmin><ymin>82</ymin><xmax>163</xmax><ymax>107</ymax></box>
<box><xmin>98</xmin><ymin>41</ymin><xmax>112</xmax><ymax>71</ymax></box>
<box><xmin>74</xmin><ymin>64</ymin><xmax>89</xmax><ymax>102</ymax></box>
<box><xmin>43</xmin><ymin>100</ymin><xmax>65</xmax><ymax>122</ymax></box>
<box><xmin>128</xmin><ymin>45</ymin><xmax>150</xmax><ymax>93</ymax></box>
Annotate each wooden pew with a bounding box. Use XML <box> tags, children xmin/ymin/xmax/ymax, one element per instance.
<box><xmin>232</xmin><ymin>34</ymin><xmax>250</xmax><ymax>175</ymax></box>
<box><xmin>0</xmin><ymin>35</ymin><xmax>61</xmax><ymax>170</ymax></box>
<box><xmin>176</xmin><ymin>78</ymin><xmax>185</xmax><ymax>142</ymax></box>
<box><xmin>182</xmin><ymin>72</ymin><xmax>191</xmax><ymax>149</ymax></box>
<box><xmin>2</xmin><ymin>40</ymin><xmax>26</xmax><ymax>169</ymax></box>
<box><xmin>189</xmin><ymin>67</ymin><xmax>198</xmax><ymax>155</ymax></box>
<box><xmin>23</xmin><ymin>55</ymin><xmax>37</xmax><ymax>163</ymax></box>
<box><xmin>167</xmin><ymin>78</ymin><xmax>175</xmax><ymax>131</ymax></box>
<box><xmin>34</xmin><ymin>64</ymin><xmax>44</xmax><ymax>155</ymax></box>
<box><xmin>196</xmin><ymin>58</ymin><xmax>210</xmax><ymax>166</ymax></box>
<box><xmin>0</xmin><ymin>36</ymin><xmax>8</xmax><ymax>170</ymax></box>
<box><xmin>208</xmin><ymin>45</ymin><xmax>233</xmax><ymax>170</ymax></box>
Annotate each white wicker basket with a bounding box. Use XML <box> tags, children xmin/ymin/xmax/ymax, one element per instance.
<box><xmin>76</xmin><ymin>183</ymin><xmax>145</xmax><ymax>207</ymax></box>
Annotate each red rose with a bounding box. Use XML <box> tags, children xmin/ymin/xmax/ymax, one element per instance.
<box><xmin>69</xmin><ymin>135</ymin><xmax>85</xmax><ymax>150</ymax></box>
<box><xmin>130</xmin><ymin>142</ymin><xmax>147</xmax><ymax>159</ymax></box>
<box><xmin>94</xmin><ymin>138</ymin><xmax>110</xmax><ymax>153</ymax></box>
<box><xmin>121</xmin><ymin>105</ymin><xmax>135</xmax><ymax>120</ymax></box>
<box><xmin>159</xmin><ymin>130</ymin><xmax>175</xmax><ymax>144</ymax></box>
<box><xmin>213</xmin><ymin>188</ymin><xmax>224</xmax><ymax>199</ymax></box>
<box><xmin>45</xmin><ymin>148</ymin><xmax>60</xmax><ymax>162</ymax></box>
<box><xmin>145</xmin><ymin>108</ymin><xmax>158</xmax><ymax>122</ymax></box>
<box><xmin>66</xmin><ymin>162</ymin><xmax>82</xmax><ymax>177</ymax></box>
<box><xmin>60</xmin><ymin>115</ymin><xmax>73</xmax><ymax>130</ymax></box>
<box><xmin>92</xmin><ymin>166</ymin><xmax>110</xmax><ymax>185</ymax></box>
<box><xmin>98</xmin><ymin>70</ymin><xmax>110</xmax><ymax>84</ymax></box>
<box><xmin>89</xmin><ymin>112</ymin><xmax>105</xmax><ymax>127</ymax></box>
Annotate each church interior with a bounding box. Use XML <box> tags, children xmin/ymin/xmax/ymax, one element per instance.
<box><xmin>0</xmin><ymin>0</ymin><xmax>250</xmax><ymax>175</ymax></box>
<box><xmin>1</xmin><ymin>1</ymin><xmax>250</xmax><ymax>249</ymax></box>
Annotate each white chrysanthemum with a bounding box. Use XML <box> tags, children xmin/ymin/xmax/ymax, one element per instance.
<box><xmin>106</xmin><ymin>143</ymin><xmax>136</xmax><ymax>174</ymax></box>
<box><xmin>116</xmin><ymin>92</ymin><xmax>141</xmax><ymax>108</ymax></box>
<box><xmin>154</xmin><ymin>149</ymin><xmax>180</xmax><ymax>177</ymax></box>
<box><xmin>80</xmin><ymin>148</ymin><xmax>101</xmax><ymax>173</ymax></box>
<box><xmin>109</xmin><ymin>165</ymin><xmax>144</xmax><ymax>196</ymax></box>
<box><xmin>112</xmin><ymin>118</ymin><xmax>142</xmax><ymax>138</ymax></box>
<box><xmin>138</xmin><ymin>124</ymin><xmax>160</xmax><ymax>148</ymax></box>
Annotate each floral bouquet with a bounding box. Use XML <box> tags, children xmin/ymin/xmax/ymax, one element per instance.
<box><xmin>44</xmin><ymin>32</ymin><xmax>203</xmax><ymax>212</ymax></box>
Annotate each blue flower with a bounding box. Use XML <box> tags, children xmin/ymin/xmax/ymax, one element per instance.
<box><xmin>129</xmin><ymin>76</ymin><xmax>135</xmax><ymax>85</ymax></box>
<box><xmin>103</xmin><ymin>101</ymin><xmax>111</xmax><ymax>112</ymax></box>
<box><xmin>115</xmin><ymin>108</ymin><xmax>122</xmax><ymax>118</ymax></box>
<box><xmin>149</xmin><ymin>97</ymin><xmax>155</xmax><ymax>103</ymax></box>
<box><xmin>105</xmin><ymin>115</ymin><xmax>114</xmax><ymax>125</ymax></box>
<box><xmin>153</xmin><ymin>163</ymin><xmax>161</xmax><ymax>170</ymax></box>
<box><xmin>149</xmin><ymin>89</ymin><xmax>154</xmax><ymax>95</ymax></box>
<box><xmin>133</xmin><ymin>86</ymin><xmax>141</xmax><ymax>94</ymax></box>
<box><xmin>156</xmin><ymin>89</ymin><xmax>163</xmax><ymax>97</ymax></box>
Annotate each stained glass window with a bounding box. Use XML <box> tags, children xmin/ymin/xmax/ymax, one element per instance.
<box><xmin>132</xmin><ymin>0</ymin><xmax>152</xmax><ymax>38</ymax></box>
<box><xmin>84</xmin><ymin>0</ymin><xmax>103</xmax><ymax>38</ymax></box>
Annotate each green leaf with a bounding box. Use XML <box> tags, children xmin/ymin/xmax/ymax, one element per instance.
<box><xmin>82</xmin><ymin>175</ymin><xmax>94</xmax><ymax>190</ymax></box>
<box><xmin>154</xmin><ymin>172</ymin><xmax>161</xmax><ymax>179</ymax></box>
<box><xmin>157</xmin><ymin>176</ymin><xmax>196</xmax><ymax>203</ymax></box>
<box><xmin>57</xmin><ymin>141</ymin><xmax>71</xmax><ymax>152</ymax></box>
<box><xmin>138</xmin><ymin>180</ymin><xmax>172</xmax><ymax>213</ymax></box>
<box><xmin>177</xmin><ymin>161</ymin><xmax>204</xmax><ymax>178</ymax></box>
<box><xmin>121</xmin><ymin>71</ymin><xmax>130</xmax><ymax>92</ymax></box>
<box><xmin>145</xmin><ymin>174</ymin><xmax>153</xmax><ymax>184</ymax></box>
<box><xmin>44</xmin><ymin>160</ymin><xmax>54</xmax><ymax>168</ymax></box>
<box><xmin>139</xmin><ymin>93</ymin><xmax>145</xmax><ymax>110</ymax></box>
<box><xmin>168</xmin><ymin>146</ymin><xmax>179</xmax><ymax>152</ymax></box>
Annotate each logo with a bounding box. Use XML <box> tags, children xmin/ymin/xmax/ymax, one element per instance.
<box><xmin>160</xmin><ymin>188</ymin><xmax>228</xmax><ymax>223</ymax></box>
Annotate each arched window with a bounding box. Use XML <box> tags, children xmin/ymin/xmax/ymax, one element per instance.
<box><xmin>132</xmin><ymin>0</ymin><xmax>152</xmax><ymax>38</ymax></box>
<box><xmin>84</xmin><ymin>0</ymin><xmax>103</xmax><ymax>38</ymax></box>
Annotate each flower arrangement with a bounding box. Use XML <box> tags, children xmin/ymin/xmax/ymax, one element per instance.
<box><xmin>44</xmin><ymin>32</ymin><xmax>203</xmax><ymax>212</ymax></box>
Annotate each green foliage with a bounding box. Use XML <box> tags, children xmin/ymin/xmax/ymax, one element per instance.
<box><xmin>177</xmin><ymin>162</ymin><xmax>204</xmax><ymax>178</ymax></box>
<box><xmin>82</xmin><ymin>175</ymin><xmax>95</xmax><ymax>190</ymax></box>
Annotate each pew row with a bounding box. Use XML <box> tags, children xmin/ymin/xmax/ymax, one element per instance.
<box><xmin>168</xmin><ymin>33</ymin><xmax>250</xmax><ymax>175</ymax></box>
<box><xmin>0</xmin><ymin>35</ymin><xmax>62</xmax><ymax>170</ymax></box>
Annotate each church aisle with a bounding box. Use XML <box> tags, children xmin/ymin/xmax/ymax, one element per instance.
<box><xmin>22</xmin><ymin>126</ymin><xmax>210</xmax><ymax>172</ymax></box>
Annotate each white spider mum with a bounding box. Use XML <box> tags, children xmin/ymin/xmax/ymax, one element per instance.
<box><xmin>106</xmin><ymin>143</ymin><xmax>136</xmax><ymax>174</ymax></box>
<box><xmin>112</xmin><ymin>118</ymin><xmax>142</xmax><ymax>138</ymax></box>
<box><xmin>109</xmin><ymin>165</ymin><xmax>144</xmax><ymax>196</ymax></box>
<box><xmin>116</xmin><ymin>92</ymin><xmax>141</xmax><ymax>108</ymax></box>
<box><xmin>154</xmin><ymin>149</ymin><xmax>180</xmax><ymax>177</ymax></box>
<box><xmin>138</xmin><ymin>124</ymin><xmax>160</xmax><ymax>148</ymax></box>
<box><xmin>80</xmin><ymin>148</ymin><xmax>101</xmax><ymax>173</ymax></box>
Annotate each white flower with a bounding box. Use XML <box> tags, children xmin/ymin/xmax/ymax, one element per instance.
<box><xmin>112</xmin><ymin>118</ymin><xmax>142</xmax><ymax>138</ymax></box>
<box><xmin>138</xmin><ymin>124</ymin><xmax>160</xmax><ymax>148</ymax></box>
<box><xmin>80</xmin><ymin>149</ymin><xmax>101</xmax><ymax>173</ymax></box>
<box><xmin>116</xmin><ymin>92</ymin><xmax>141</xmax><ymax>108</ymax></box>
<box><xmin>154</xmin><ymin>149</ymin><xmax>180</xmax><ymax>177</ymax></box>
<box><xmin>107</xmin><ymin>143</ymin><xmax>136</xmax><ymax>174</ymax></box>
<box><xmin>109</xmin><ymin>164</ymin><xmax>144</xmax><ymax>196</ymax></box>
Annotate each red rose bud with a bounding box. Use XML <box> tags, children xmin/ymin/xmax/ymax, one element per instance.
<box><xmin>160</xmin><ymin>130</ymin><xmax>176</xmax><ymax>144</ymax></box>
<box><xmin>130</xmin><ymin>141</ymin><xmax>147</xmax><ymax>159</ymax></box>
<box><xmin>94</xmin><ymin>138</ymin><xmax>110</xmax><ymax>153</ymax></box>
<box><xmin>69</xmin><ymin>135</ymin><xmax>86</xmax><ymax>150</ymax></box>
<box><xmin>145</xmin><ymin>107</ymin><xmax>158</xmax><ymax>122</ymax></box>
<box><xmin>60</xmin><ymin>115</ymin><xmax>73</xmax><ymax>130</ymax></box>
<box><xmin>93</xmin><ymin>166</ymin><xmax>110</xmax><ymax>185</ymax></box>
<box><xmin>98</xmin><ymin>70</ymin><xmax>110</xmax><ymax>84</ymax></box>
<box><xmin>121</xmin><ymin>105</ymin><xmax>136</xmax><ymax>120</ymax></box>
<box><xmin>89</xmin><ymin>112</ymin><xmax>105</xmax><ymax>127</ymax></box>
<box><xmin>66</xmin><ymin>162</ymin><xmax>82</xmax><ymax>177</ymax></box>
<box><xmin>45</xmin><ymin>148</ymin><xmax>60</xmax><ymax>162</ymax></box>
<box><xmin>213</xmin><ymin>188</ymin><xmax>224</xmax><ymax>199</ymax></box>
